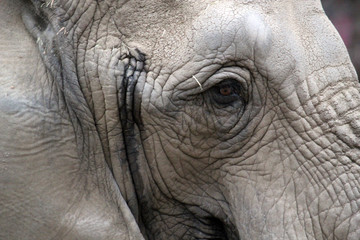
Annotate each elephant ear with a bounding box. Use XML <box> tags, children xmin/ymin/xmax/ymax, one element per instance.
<box><xmin>21</xmin><ymin>0</ymin><xmax>144</xmax><ymax>238</ymax></box>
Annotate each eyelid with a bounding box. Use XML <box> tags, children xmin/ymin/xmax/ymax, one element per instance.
<box><xmin>172</xmin><ymin>66</ymin><xmax>249</xmax><ymax>102</ymax></box>
<box><xmin>201</xmin><ymin>67</ymin><xmax>249</xmax><ymax>92</ymax></box>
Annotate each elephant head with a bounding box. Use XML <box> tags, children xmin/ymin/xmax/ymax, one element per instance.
<box><xmin>1</xmin><ymin>0</ymin><xmax>360</xmax><ymax>239</ymax></box>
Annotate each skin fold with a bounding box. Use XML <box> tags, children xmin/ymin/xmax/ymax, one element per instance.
<box><xmin>0</xmin><ymin>0</ymin><xmax>359</xmax><ymax>239</ymax></box>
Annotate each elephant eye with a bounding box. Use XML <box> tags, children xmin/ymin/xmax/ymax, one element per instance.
<box><xmin>210</xmin><ymin>79</ymin><xmax>245</xmax><ymax>106</ymax></box>
<box><xmin>219</xmin><ymin>86</ymin><xmax>233</xmax><ymax>96</ymax></box>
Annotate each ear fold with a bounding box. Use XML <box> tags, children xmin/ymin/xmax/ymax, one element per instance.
<box><xmin>21</xmin><ymin>0</ymin><xmax>62</xmax><ymax>65</ymax></box>
<box><xmin>22</xmin><ymin>0</ymin><xmax>95</xmax><ymax>137</ymax></box>
<box><xmin>20</xmin><ymin>0</ymin><xmax>143</xmax><ymax>230</ymax></box>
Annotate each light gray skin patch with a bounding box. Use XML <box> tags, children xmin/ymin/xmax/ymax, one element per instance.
<box><xmin>192</xmin><ymin>4</ymin><xmax>272</xmax><ymax>75</ymax></box>
<box><xmin>2</xmin><ymin>0</ymin><xmax>360</xmax><ymax>240</ymax></box>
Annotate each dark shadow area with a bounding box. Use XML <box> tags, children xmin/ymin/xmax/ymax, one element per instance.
<box><xmin>322</xmin><ymin>0</ymin><xmax>360</xmax><ymax>77</ymax></box>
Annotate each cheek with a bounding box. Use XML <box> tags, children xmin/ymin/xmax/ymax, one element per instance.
<box><xmin>139</xmin><ymin>106</ymin><xmax>223</xmax><ymax>194</ymax></box>
<box><xmin>181</xmin><ymin>100</ymin><xmax>246</xmax><ymax>140</ymax></box>
<box><xmin>140</xmin><ymin>125</ymin><xmax>204</xmax><ymax>197</ymax></box>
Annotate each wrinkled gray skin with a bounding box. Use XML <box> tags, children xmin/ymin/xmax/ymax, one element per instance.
<box><xmin>1</xmin><ymin>0</ymin><xmax>360</xmax><ymax>239</ymax></box>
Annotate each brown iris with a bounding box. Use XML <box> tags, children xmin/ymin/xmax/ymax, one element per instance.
<box><xmin>219</xmin><ymin>86</ymin><xmax>233</xmax><ymax>96</ymax></box>
<box><xmin>210</xmin><ymin>79</ymin><xmax>244</xmax><ymax>105</ymax></box>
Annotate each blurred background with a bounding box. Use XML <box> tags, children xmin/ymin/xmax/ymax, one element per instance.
<box><xmin>322</xmin><ymin>0</ymin><xmax>360</xmax><ymax>76</ymax></box>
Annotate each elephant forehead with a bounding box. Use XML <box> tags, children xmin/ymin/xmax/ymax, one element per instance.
<box><xmin>191</xmin><ymin>5</ymin><xmax>272</xmax><ymax>61</ymax></box>
<box><xmin>116</xmin><ymin>1</ymin><xmax>277</xmax><ymax>67</ymax></box>
<box><xmin>115</xmin><ymin>0</ymin><xmax>325</xmax><ymax>70</ymax></box>
<box><xmin>114</xmin><ymin>0</ymin><xmax>205</xmax><ymax>65</ymax></box>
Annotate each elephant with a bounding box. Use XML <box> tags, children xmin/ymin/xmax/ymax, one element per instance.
<box><xmin>1</xmin><ymin>0</ymin><xmax>360</xmax><ymax>239</ymax></box>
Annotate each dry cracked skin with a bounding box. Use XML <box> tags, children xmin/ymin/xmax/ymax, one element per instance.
<box><xmin>1</xmin><ymin>0</ymin><xmax>360</xmax><ymax>239</ymax></box>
